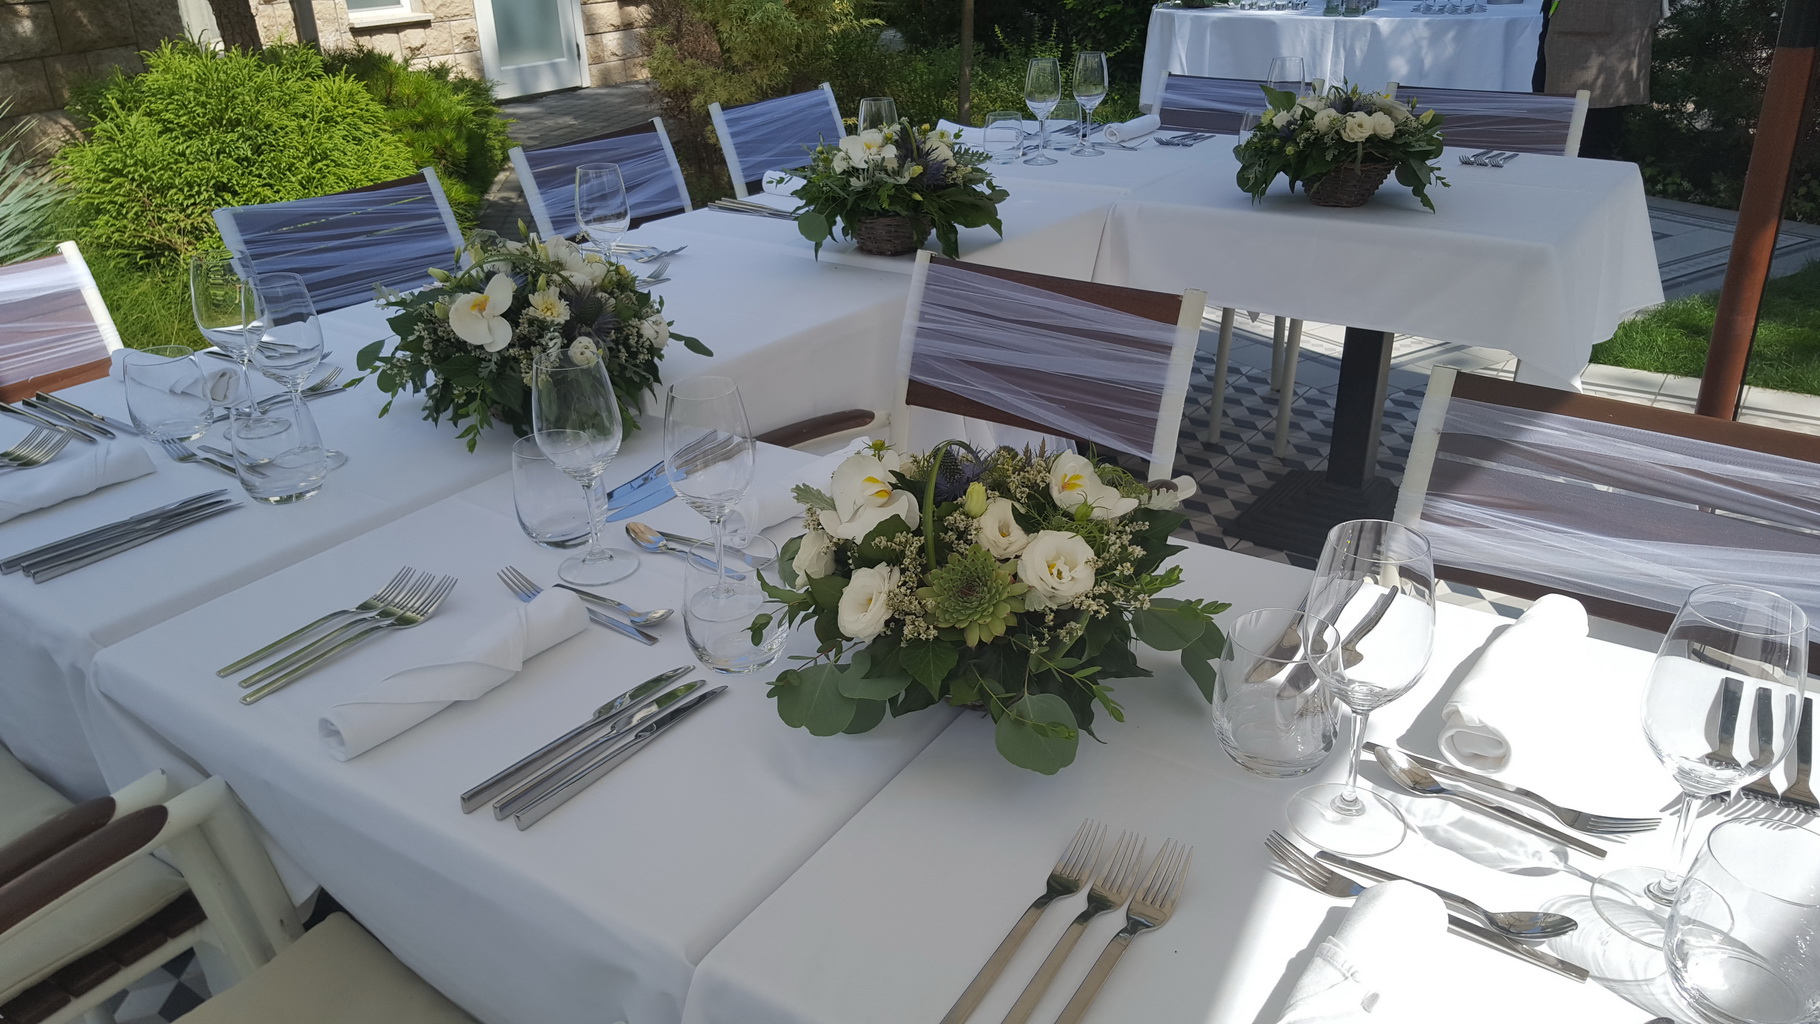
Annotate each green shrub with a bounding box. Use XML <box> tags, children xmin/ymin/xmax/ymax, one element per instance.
<box><xmin>0</xmin><ymin>104</ymin><xmax>68</xmax><ymax>265</ymax></box>
<box><xmin>57</xmin><ymin>41</ymin><xmax>417</xmax><ymax>267</ymax></box>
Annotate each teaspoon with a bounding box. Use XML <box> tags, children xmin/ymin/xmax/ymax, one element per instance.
<box><xmin>552</xmin><ymin>582</ymin><xmax>672</xmax><ymax>626</ymax></box>
<box><xmin>623</xmin><ymin>522</ymin><xmax>745</xmax><ymax>579</ymax></box>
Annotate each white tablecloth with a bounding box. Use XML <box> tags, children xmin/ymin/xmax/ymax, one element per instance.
<box><xmin>85</xmin><ymin>435</ymin><xmax>959</xmax><ymax>1024</ymax></box>
<box><xmin>1096</xmin><ymin>147</ymin><xmax>1665</xmax><ymax>386</ymax></box>
<box><xmin>682</xmin><ymin>545</ymin><xmax>1687</xmax><ymax>1024</ymax></box>
<box><xmin>1140</xmin><ymin>2</ymin><xmax>1544</xmax><ymax>111</ymax></box>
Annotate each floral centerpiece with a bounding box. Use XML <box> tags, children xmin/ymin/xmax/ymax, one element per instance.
<box><xmin>787</xmin><ymin>119</ymin><xmax>1009</xmax><ymax>258</ymax></box>
<box><xmin>356</xmin><ymin>230</ymin><xmax>709</xmax><ymax>451</ymax></box>
<box><xmin>1234</xmin><ymin>83</ymin><xmax>1448</xmax><ymax>211</ymax></box>
<box><xmin>756</xmin><ymin>441</ymin><xmax>1230</xmax><ymax>774</ymax></box>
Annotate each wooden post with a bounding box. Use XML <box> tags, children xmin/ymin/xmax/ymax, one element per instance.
<box><xmin>1696</xmin><ymin>0</ymin><xmax>1820</xmax><ymax>418</ymax></box>
<box><xmin>958</xmin><ymin>0</ymin><xmax>975</xmax><ymax>124</ymax></box>
<box><xmin>206</xmin><ymin>0</ymin><xmax>265</xmax><ymax>51</ymax></box>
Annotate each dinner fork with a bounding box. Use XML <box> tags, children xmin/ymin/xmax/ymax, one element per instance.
<box><xmin>237</xmin><ymin>572</ymin><xmax>441</xmax><ymax>687</ymax></box>
<box><xmin>938</xmin><ymin>819</ymin><xmax>1103</xmax><ymax>1024</ymax></box>
<box><xmin>1702</xmin><ymin>676</ymin><xmax>1746</xmax><ymax>770</ymax></box>
<box><xmin>240</xmin><ymin>574</ymin><xmax>458</xmax><ymax>705</ymax></box>
<box><xmin>1782</xmin><ymin>697</ymin><xmax>1817</xmax><ymax>812</ymax></box>
<box><xmin>216</xmin><ymin>567</ymin><xmax>418</xmax><ymax>676</ymax></box>
<box><xmin>1738</xmin><ymin>687</ymin><xmax>1782</xmax><ymax>802</ymax></box>
<box><xmin>1001</xmin><ymin>830</ymin><xmax>1146</xmax><ymax>1024</ymax></box>
<box><xmin>639</xmin><ymin>259</ymin><xmax>672</xmax><ymax>286</ymax></box>
<box><xmin>0</xmin><ymin>429</ymin><xmax>71</xmax><ymax>470</ymax></box>
<box><xmin>1361</xmin><ymin>744</ymin><xmax>1660</xmax><ymax>834</ymax></box>
<box><xmin>1052</xmin><ymin>840</ymin><xmax>1191</xmax><ymax>1024</ymax></box>
<box><xmin>498</xmin><ymin>565</ymin><xmax>658</xmax><ymax>645</ymax></box>
<box><xmin>157</xmin><ymin>438</ymin><xmax>238</xmax><ymax>476</ymax></box>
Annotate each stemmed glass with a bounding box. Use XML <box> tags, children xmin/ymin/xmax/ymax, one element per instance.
<box><xmin>1071</xmin><ymin>51</ymin><xmax>1108</xmax><ymax>156</ymax></box>
<box><xmin>1592</xmin><ymin>583</ymin><xmax>1808</xmax><ymax>947</ymax></box>
<box><xmin>1287</xmin><ymin>519</ymin><xmax>1436</xmax><ymax>856</ymax></box>
<box><xmin>190</xmin><ymin>253</ymin><xmax>256</xmax><ymax>415</ymax></box>
<box><xmin>1023</xmin><ymin>57</ymin><xmax>1061</xmax><ymax>166</ymax></box>
<box><xmin>857</xmin><ymin>96</ymin><xmax>898</xmax><ymax>133</ymax></box>
<box><xmin>247</xmin><ymin>273</ymin><xmax>346</xmax><ymax>470</ymax></box>
<box><xmin>532</xmin><ymin>348</ymin><xmax>639</xmax><ymax>586</ymax></box>
<box><xmin>575</xmin><ymin>163</ymin><xmax>631</xmax><ymax>252</ymax></box>
<box><xmin>663</xmin><ymin>376</ymin><xmax>755</xmax><ymax>582</ymax></box>
<box><xmin>1267</xmin><ymin>56</ymin><xmax>1308</xmax><ymax>97</ymax></box>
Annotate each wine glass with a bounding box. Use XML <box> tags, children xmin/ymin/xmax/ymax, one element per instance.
<box><xmin>248</xmin><ymin>273</ymin><xmax>346</xmax><ymax>470</ymax></box>
<box><xmin>1023</xmin><ymin>57</ymin><xmax>1061</xmax><ymax>166</ymax></box>
<box><xmin>1267</xmin><ymin>56</ymin><xmax>1308</xmax><ymax>97</ymax></box>
<box><xmin>857</xmin><ymin>96</ymin><xmax>898</xmax><ymax>133</ymax></box>
<box><xmin>575</xmin><ymin>163</ymin><xmax>631</xmax><ymax>252</ymax></box>
<box><xmin>1592</xmin><ymin>583</ymin><xmax>1808</xmax><ymax>947</ymax></box>
<box><xmin>190</xmin><ymin>253</ymin><xmax>256</xmax><ymax>415</ymax></box>
<box><xmin>532</xmin><ymin>348</ymin><xmax>639</xmax><ymax>586</ymax></box>
<box><xmin>1071</xmin><ymin>51</ymin><xmax>1108</xmax><ymax>157</ymax></box>
<box><xmin>1286</xmin><ymin>519</ymin><xmax>1436</xmax><ymax>856</ymax></box>
<box><xmin>663</xmin><ymin>376</ymin><xmax>755</xmax><ymax>582</ymax></box>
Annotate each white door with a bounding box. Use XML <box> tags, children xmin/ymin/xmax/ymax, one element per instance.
<box><xmin>475</xmin><ymin>0</ymin><xmax>587</xmax><ymax>99</ymax></box>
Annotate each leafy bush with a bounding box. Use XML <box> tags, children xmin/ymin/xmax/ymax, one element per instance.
<box><xmin>58</xmin><ymin>41</ymin><xmax>417</xmax><ymax>267</ymax></box>
<box><xmin>0</xmin><ymin>104</ymin><xmax>68</xmax><ymax>265</ymax></box>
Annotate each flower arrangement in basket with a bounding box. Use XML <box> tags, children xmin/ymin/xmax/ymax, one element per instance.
<box><xmin>788</xmin><ymin>119</ymin><xmax>1009</xmax><ymax>258</ymax></box>
<box><xmin>357</xmin><ymin>231</ymin><xmax>709</xmax><ymax>451</ymax></box>
<box><xmin>1234</xmin><ymin>83</ymin><xmax>1448</xmax><ymax>211</ymax></box>
<box><xmin>755</xmin><ymin>441</ymin><xmax>1230</xmax><ymax>774</ymax></box>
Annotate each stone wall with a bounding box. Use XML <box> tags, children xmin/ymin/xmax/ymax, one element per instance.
<box><xmin>0</xmin><ymin>0</ymin><xmax>188</xmax><ymax>154</ymax></box>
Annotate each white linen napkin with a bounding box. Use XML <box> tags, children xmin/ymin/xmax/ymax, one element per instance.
<box><xmin>1275</xmin><ymin>880</ymin><xmax>1444</xmax><ymax>1023</ymax></box>
<box><xmin>734</xmin><ymin>438</ymin><xmax>879</xmax><ymax>534</ymax></box>
<box><xmin>318</xmin><ymin>590</ymin><xmax>589</xmax><ymax>761</ymax></box>
<box><xmin>761</xmin><ymin>171</ymin><xmax>805</xmax><ymax>197</ymax></box>
<box><xmin>1102</xmin><ymin>114</ymin><xmax>1160</xmax><ymax>143</ymax></box>
<box><xmin>0</xmin><ymin>440</ymin><xmax>156</xmax><ymax>525</ymax></box>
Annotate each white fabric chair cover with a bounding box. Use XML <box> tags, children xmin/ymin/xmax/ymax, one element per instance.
<box><xmin>708</xmin><ymin>84</ymin><xmax>843</xmax><ymax>197</ymax></box>
<box><xmin>212</xmin><ymin>169</ymin><xmax>464</xmax><ymax>312</ymax></box>
<box><xmin>0</xmin><ymin>242</ymin><xmax>121</xmax><ymax>402</ymax></box>
<box><xmin>1398</xmin><ymin>367</ymin><xmax>1820</xmax><ymax>642</ymax></box>
<box><xmin>1156</xmin><ymin>73</ymin><xmax>1272</xmax><ymax>134</ymax></box>
<box><xmin>1390</xmin><ymin>84</ymin><xmax>1587</xmax><ymax>156</ymax></box>
<box><xmin>510</xmin><ymin>118</ymin><xmax>692</xmax><ymax>241</ymax></box>
<box><xmin>894</xmin><ymin>253</ymin><xmax>1203</xmax><ymax>479</ymax></box>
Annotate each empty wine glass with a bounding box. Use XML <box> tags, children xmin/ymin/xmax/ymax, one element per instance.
<box><xmin>575</xmin><ymin>163</ymin><xmax>631</xmax><ymax>252</ymax></box>
<box><xmin>532</xmin><ymin>347</ymin><xmax>639</xmax><ymax>586</ymax></box>
<box><xmin>248</xmin><ymin>273</ymin><xmax>345</xmax><ymax>470</ymax></box>
<box><xmin>1287</xmin><ymin>520</ymin><xmax>1436</xmax><ymax>856</ymax></box>
<box><xmin>1047</xmin><ymin>99</ymin><xmax>1081</xmax><ymax>149</ymax></box>
<box><xmin>1592</xmin><ymin>583</ymin><xmax>1808</xmax><ymax>948</ymax></box>
<box><xmin>983</xmin><ymin>110</ymin><xmax>1024</xmax><ymax>164</ymax></box>
<box><xmin>1267</xmin><ymin>56</ymin><xmax>1308</xmax><ymax>97</ymax></box>
<box><xmin>857</xmin><ymin>96</ymin><xmax>898</xmax><ymax>133</ymax></box>
<box><xmin>190</xmin><ymin>253</ymin><xmax>256</xmax><ymax>415</ymax></box>
<box><xmin>1071</xmin><ymin>51</ymin><xmax>1108</xmax><ymax>157</ymax></box>
<box><xmin>663</xmin><ymin>375</ymin><xmax>755</xmax><ymax>582</ymax></box>
<box><xmin>1023</xmin><ymin>57</ymin><xmax>1061</xmax><ymax>166</ymax></box>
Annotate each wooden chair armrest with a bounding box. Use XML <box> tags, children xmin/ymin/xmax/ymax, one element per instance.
<box><xmin>0</xmin><ymin>808</ymin><xmax>168</xmax><ymax>935</ymax></box>
<box><xmin>0</xmin><ymin>800</ymin><xmax>120</xmax><ymax>891</ymax></box>
<box><xmin>755</xmin><ymin>410</ymin><xmax>876</xmax><ymax>449</ymax></box>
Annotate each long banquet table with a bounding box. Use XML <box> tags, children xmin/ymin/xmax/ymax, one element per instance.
<box><xmin>1139</xmin><ymin>1</ymin><xmax>1545</xmax><ymax>111</ymax></box>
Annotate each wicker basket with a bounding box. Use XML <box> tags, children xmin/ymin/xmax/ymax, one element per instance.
<box><xmin>1306</xmin><ymin>161</ymin><xmax>1396</xmax><ymax>208</ymax></box>
<box><xmin>852</xmin><ymin>215</ymin><xmax>929</xmax><ymax>256</ymax></box>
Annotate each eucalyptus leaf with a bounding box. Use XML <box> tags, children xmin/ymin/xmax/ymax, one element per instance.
<box><xmin>1132</xmin><ymin>605</ymin><xmax>1207</xmax><ymax>652</ymax></box>
<box><xmin>773</xmin><ymin>663</ymin><xmax>857</xmax><ymax>736</ymax></box>
<box><xmin>842</xmin><ymin>698</ymin><xmax>888</xmax><ymax>734</ymax></box>
<box><xmin>994</xmin><ymin>693</ymin><xmax>1079</xmax><ymax>775</ymax></box>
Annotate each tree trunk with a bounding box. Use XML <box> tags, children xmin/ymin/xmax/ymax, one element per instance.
<box><xmin>958</xmin><ymin>0</ymin><xmax>975</xmax><ymax>124</ymax></box>
<box><xmin>208</xmin><ymin>0</ymin><xmax>265</xmax><ymax>52</ymax></box>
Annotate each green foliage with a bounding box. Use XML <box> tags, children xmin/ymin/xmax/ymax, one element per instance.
<box><xmin>0</xmin><ymin>105</ymin><xmax>68</xmax><ymax>266</ymax></box>
<box><xmin>56</xmin><ymin>41</ymin><xmax>418</xmax><ymax>267</ymax></box>
<box><xmin>1234</xmin><ymin>84</ymin><xmax>1447</xmax><ymax>211</ymax></box>
<box><xmin>791</xmin><ymin>120</ymin><xmax>1007</xmax><ymax>258</ymax></box>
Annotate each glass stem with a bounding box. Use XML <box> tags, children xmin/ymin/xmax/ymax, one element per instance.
<box><xmin>1337</xmin><ymin>708</ymin><xmax>1371</xmax><ymax>813</ymax></box>
<box><xmin>1656</xmin><ymin>790</ymin><xmax>1703</xmax><ymax>900</ymax></box>
<box><xmin>711</xmin><ymin>513</ymin><xmax>728</xmax><ymax>584</ymax></box>
<box><xmin>1038</xmin><ymin>117</ymin><xmax>1049</xmax><ymax>152</ymax></box>
<box><xmin>580</xmin><ymin>475</ymin><xmax>609</xmax><ymax>560</ymax></box>
<box><xmin>235</xmin><ymin>357</ymin><xmax>258</xmax><ymax>418</ymax></box>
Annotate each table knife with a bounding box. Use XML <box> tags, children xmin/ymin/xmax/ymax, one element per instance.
<box><xmin>605</xmin><ymin>459</ymin><xmax>666</xmax><ymax>504</ymax></box>
<box><xmin>584</xmin><ymin>605</ymin><xmax>660</xmax><ymax>644</ymax></box>
<box><xmin>513</xmin><ymin>684</ymin><xmax>728</xmax><ymax>830</ymax></box>
<box><xmin>605</xmin><ymin>484</ymin><xmax>676</xmax><ymax>522</ymax></box>
<box><xmin>0</xmin><ymin>402</ymin><xmax>98</xmax><ymax>442</ymax></box>
<box><xmin>25</xmin><ymin>501</ymin><xmax>241</xmax><ymax>581</ymax></box>
<box><xmin>460</xmin><ymin>665</ymin><xmax>691</xmax><ymax>812</ymax></box>
<box><xmin>492</xmin><ymin>679</ymin><xmax>705</xmax><ymax>820</ymax></box>
<box><xmin>22</xmin><ymin>398</ymin><xmax>115</xmax><ymax>439</ymax></box>
<box><xmin>34</xmin><ymin>392</ymin><xmax>139</xmax><ymax>436</ymax></box>
<box><xmin>0</xmin><ymin>491</ymin><xmax>231</xmax><ymax>572</ymax></box>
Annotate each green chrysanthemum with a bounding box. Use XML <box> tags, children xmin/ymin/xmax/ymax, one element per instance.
<box><xmin>917</xmin><ymin>544</ymin><xmax>1028</xmax><ymax>647</ymax></box>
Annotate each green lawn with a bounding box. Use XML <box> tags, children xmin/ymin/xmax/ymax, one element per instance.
<box><xmin>1592</xmin><ymin>260</ymin><xmax>1820</xmax><ymax>396</ymax></box>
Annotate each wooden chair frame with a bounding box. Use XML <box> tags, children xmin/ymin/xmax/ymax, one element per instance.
<box><xmin>0</xmin><ymin>242</ymin><xmax>123</xmax><ymax>404</ymax></box>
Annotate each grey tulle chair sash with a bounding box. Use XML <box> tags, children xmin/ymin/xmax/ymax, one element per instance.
<box><xmin>0</xmin><ymin>254</ymin><xmax>112</xmax><ymax>391</ymax></box>
<box><xmin>520</xmin><ymin>126</ymin><xmax>688</xmax><ymax>238</ymax></box>
<box><xmin>718</xmin><ymin>89</ymin><xmax>843</xmax><ymax>189</ymax></box>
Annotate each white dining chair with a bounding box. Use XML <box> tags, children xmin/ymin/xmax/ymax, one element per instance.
<box><xmin>212</xmin><ymin>169</ymin><xmax>464</xmax><ymax>313</ymax></box>
<box><xmin>0</xmin><ymin>242</ymin><xmax>122</xmax><ymax>404</ymax></box>
<box><xmin>708</xmin><ymin>83</ymin><xmax>843</xmax><ymax>198</ymax></box>
<box><xmin>509</xmin><ymin>118</ymin><xmax>692</xmax><ymax>242</ymax></box>
<box><xmin>1386</xmin><ymin>83</ymin><xmax>1590</xmax><ymax>157</ymax></box>
<box><xmin>892</xmin><ymin>251</ymin><xmax>1205</xmax><ymax>481</ymax></box>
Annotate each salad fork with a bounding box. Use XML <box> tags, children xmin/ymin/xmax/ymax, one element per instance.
<box><xmin>157</xmin><ymin>438</ymin><xmax>238</xmax><ymax>477</ymax></box>
<box><xmin>237</xmin><ymin>572</ymin><xmax>441</xmax><ymax>687</ymax></box>
<box><xmin>498</xmin><ymin>565</ymin><xmax>658</xmax><ymax>645</ymax></box>
<box><xmin>1002</xmin><ymin>830</ymin><xmax>1146</xmax><ymax>1024</ymax></box>
<box><xmin>217</xmin><ymin>567</ymin><xmax>419</xmax><ymax>676</ymax></box>
<box><xmin>240</xmin><ymin>574</ymin><xmax>458</xmax><ymax>704</ymax></box>
<box><xmin>1053</xmin><ymin>840</ymin><xmax>1192</xmax><ymax>1024</ymax></box>
<box><xmin>0</xmin><ymin>429</ymin><xmax>71</xmax><ymax>470</ymax></box>
<box><xmin>939</xmin><ymin>819</ymin><xmax>1103</xmax><ymax>1024</ymax></box>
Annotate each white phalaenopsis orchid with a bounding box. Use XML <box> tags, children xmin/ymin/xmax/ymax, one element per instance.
<box><xmin>449</xmin><ymin>273</ymin><xmax>514</xmax><ymax>352</ymax></box>
<box><xmin>1140</xmin><ymin>475</ymin><xmax>1199</xmax><ymax>510</ymax></box>
<box><xmin>825</xmin><ymin>449</ymin><xmax>921</xmax><ymax>541</ymax></box>
<box><xmin>1048</xmin><ymin>452</ymin><xmax>1137</xmax><ymax>520</ymax></box>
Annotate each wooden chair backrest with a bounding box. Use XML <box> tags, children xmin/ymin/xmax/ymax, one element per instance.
<box><xmin>509</xmin><ymin>117</ymin><xmax>692</xmax><ymax>240</ymax></box>
<box><xmin>0</xmin><ymin>243</ymin><xmax>121</xmax><ymax>404</ymax></box>
<box><xmin>1389</xmin><ymin>84</ymin><xmax>1588</xmax><ymax>156</ymax></box>
<box><xmin>1157</xmin><ymin>73</ymin><xmax>1270</xmax><ymax>134</ymax></box>
<box><xmin>708</xmin><ymin>83</ymin><xmax>843</xmax><ymax>198</ymax></box>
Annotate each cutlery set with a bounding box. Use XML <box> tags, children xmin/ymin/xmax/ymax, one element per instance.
<box><xmin>158</xmin><ymin>438</ymin><xmax>238</xmax><ymax>477</ymax></box>
<box><xmin>1712</xmin><ymin>682</ymin><xmax>1816</xmax><ymax>811</ymax></box>
<box><xmin>0</xmin><ymin>428</ymin><xmax>72</xmax><ymax>471</ymax></box>
<box><xmin>1153</xmin><ymin>132</ymin><xmax>1214</xmax><ymax>147</ymax></box>
<box><xmin>1</xmin><ymin>388</ymin><xmax>135</xmax><ymax>447</ymax></box>
<box><xmin>460</xmin><ymin>664</ymin><xmax>725</xmax><ymax>828</ymax></box>
<box><xmin>0</xmin><ymin>490</ymin><xmax>241</xmax><ymax>582</ymax></box>
<box><xmin>497</xmin><ymin>565</ymin><xmax>658</xmax><ymax>645</ymax></box>
<box><xmin>610</xmin><ymin>242</ymin><xmax>689</xmax><ymax>263</ymax></box>
<box><xmin>1361</xmin><ymin>743</ymin><xmax>1662</xmax><ymax>834</ymax></box>
<box><xmin>217</xmin><ymin>567</ymin><xmax>459</xmax><ymax>705</ymax></box>
<box><xmin>941</xmin><ymin>821</ymin><xmax>1191</xmax><ymax>1024</ymax></box>
<box><xmin>708</xmin><ymin>198</ymin><xmax>801</xmax><ymax>220</ymax></box>
<box><xmin>1459</xmin><ymin>150</ymin><xmax>1520</xmax><ymax>167</ymax></box>
<box><xmin>208</xmin><ymin>368</ymin><xmax>351</xmax><ymax>423</ymax></box>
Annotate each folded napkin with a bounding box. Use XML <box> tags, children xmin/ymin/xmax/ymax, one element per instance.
<box><xmin>0</xmin><ymin>440</ymin><xmax>156</xmax><ymax>525</ymax></box>
<box><xmin>733</xmin><ymin>438</ymin><xmax>879</xmax><ymax>536</ymax></box>
<box><xmin>319</xmin><ymin>590</ymin><xmax>589</xmax><ymax>761</ymax></box>
<box><xmin>761</xmin><ymin>171</ymin><xmax>805</xmax><ymax>197</ymax></box>
<box><xmin>1276</xmin><ymin>880</ymin><xmax>1444</xmax><ymax>1023</ymax></box>
<box><xmin>1102</xmin><ymin>114</ymin><xmax>1160</xmax><ymax>143</ymax></box>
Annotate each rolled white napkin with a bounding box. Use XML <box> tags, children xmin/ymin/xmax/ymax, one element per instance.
<box><xmin>319</xmin><ymin>590</ymin><xmax>589</xmax><ymax>760</ymax></box>
<box><xmin>1102</xmin><ymin>114</ymin><xmax>1160</xmax><ymax>143</ymax></box>
<box><xmin>761</xmin><ymin>171</ymin><xmax>805</xmax><ymax>197</ymax></box>
<box><xmin>1276</xmin><ymin>880</ymin><xmax>1445</xmax><ymax>1023</ymax></box>
<box><xmin>0</xmin><ymin>440</ymin><xmax>156</xmax><ymax>525</ymax></box>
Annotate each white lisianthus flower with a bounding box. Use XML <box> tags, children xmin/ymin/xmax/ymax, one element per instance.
<box><xmin>639</xmin><ymin>314</ymin><xmax>669</xmax><ymax>350</ymax></box>
<box><xmin>1340</xmin><ymin>111</ymin><xmax>1375</xmax><ymax>143</ymax></box>
<box><xmin>825</xmin><ymin>450</ymin><xmax>921</xmax><ymax>541</ymax></box>
<box><xmin>793</xmin><ymin>528</ymin><xmax>836</xmax><ymax>579</ymax></box>
<box><xmin>527</xmin><ymin>285</ymin><xmax>568</xmax><ymax>322</ymax></box>
<box><xmin>1049</xmin><ymin>452</ymin><xmax>1138</xmax><ymax>520</ymax></box>
<box><xmin>1311</xmin><ymin>107</ymin><xmax>1341</xmax><ymax>132</ymax></box>
<box><xmin>1296</xmin><ymin>94</ymin><xmax>1329</xmax><ymax>111</ymax></box>
<box><xmin>838</xmin><ymin>564</ymin><xmax>900</xmax><ymax>641</ymax></box>
<box><xmin>977</xmin><ymin>497</ymin><xmax>1031</xmax><ymax>559</ymax></box>
<box><xmin>1140</xmin><ymin>475</ymin><xmax>1199</xmax><ymax>510</ymax></box>
<box><xmin>546</xmin><ymin>237</ymin><xmax>610</xmax><ymax>289</ymax></box>
<box><xmin>1375</xmin><ymin>96</ymin><xmax>1412</xmax><ymax>122</ymax></box>
<box><xmin>1018</xmin><ymin>531</ymin><xmax>1096</xmax><ymax>610</ymax></box>
<box><xmin>448</xmin><ymin>273</ymin><xmax>514</xmax><ymax>352</ymax></box>
<box><xmin>1369</xmin><ymin>111</ymin><xmax>1397</xmax><ymax>139</ymax></box>
<box><xmin>568</xmin><ymin>336</ymin><xmax>598</xmax><ymax>367</ymax></box>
